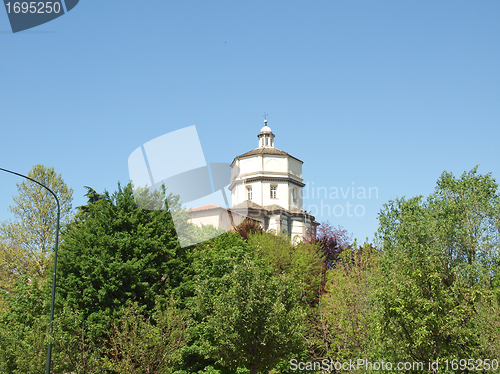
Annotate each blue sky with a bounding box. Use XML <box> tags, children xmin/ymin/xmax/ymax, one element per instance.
<box><xmin>1</xmin><ymin>1</ymin><xmax>499</xmax><ymax>243</ymax></box>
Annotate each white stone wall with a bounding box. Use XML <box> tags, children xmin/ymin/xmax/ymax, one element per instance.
<box><xmin>188</xmin><ymin>212</ymin><xmax>221</xmax><ymax>229</ymax></box>
<box><xmin>228</xmin><ymin>138</ymin><xmax>315</xmax><ymax>243</ymax></box>
<box><xmin>240</xmin><ymin>158</ymin><xmax>259</xmax><ymax>174</ymax></box>
<box><xmin>291</xmin><ymin>218</ymin><xmax>304</xmax><ymax>242</ymax></box>
<box><xmin>263</xmin><ymin>157</ymin><xmax>284</xmax><ymax>173</ymax></box>
<box><xmin>289</xmin><ymin>159</ymin><xmax>302</xmax><ymax>179</ymax></box>
<box><xmin>231</xmin><ymin>155</ymin><xmax>295</xmax><ymax>208</ymax></box>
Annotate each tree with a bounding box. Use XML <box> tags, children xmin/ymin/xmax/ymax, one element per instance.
<box><xmin>310</xmin><ymin>242</ymin><xmax>381</xmax><ymax>363</ymax></box>
<box><xmin>306</xmin><ymin>221</ymin><xmax>352</xmax><ymax>271</ymax></box>
<box><xmin>375</xmin><ymin>167</ymin><xmax>500</xmax><ymax>367</ymax></box>
<box><xmin>0</xmin><ymin>165</ymin><xmax>73</xmax><ymax>314</ymax></box>
<box><xmin>429</xmin><ymin>168</ymin><xmax>500</xmax><ymax>283</ymax></box>
<box><xmin>0</xmin><ymin>273</ymin><xmax>51</xmax><ymax>373</ymax></box>
<box><xmin>102</xmin><ymin>300</ymin><xmax>188</xmax><ymax>374</ymax></box>
<box><xmin>233</xmin><ymin>217</ymin><xmax>263</xmax><ymax>242</ymax></box>
<box><xmin>181</xmin><ymin>233</ymin><xmax>307</xmax><ymax>373</ymax></box>
<box><xmin>0</xmin><ymin>274</ymin><xmax>186</xmax><ymax>373</ymax></box>
<box><xmin>179</xmin><ymin>232</ymin><xmax>258</xmax><ymax>373</ymax></box>
<box><xmin>474</xmin><ymin>290</ymin><xmax>500</xmax><ymax>359</ymax></box>
<box><xmin>0</xmin><ymin>165</ymin><xmax>73</xmax><ymax>285</ymax></box>
<box><xmin>196</xmin><ymin>256</ymin><xmax>305</xmax><ymax>374</ymax></box>
<box><xmin>303</xmin><ymin>221</ymin><xmax>352</xmax><ymax>302</ymax></box>
<box><xmin>0</xmin><ymin>241</ymin><xmax>25</xmax><ymax>311</ymax></box>
<box><xmin>56</xmin><ymin>182</ymin><xmax>194</xmax><ymax>338</ymax></box>
<box><xmin>247</xmin><ymin>231</ymin><xmax>324</xmax><ymax>305</ymax></box>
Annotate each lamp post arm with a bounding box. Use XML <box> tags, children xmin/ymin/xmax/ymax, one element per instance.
<box><xmin>0</xmin><ymin>167</ymin><xmax>61</xmax><ymax>374</ymax></box>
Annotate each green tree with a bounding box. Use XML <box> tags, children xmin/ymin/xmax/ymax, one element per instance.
<box><xmin>376</xmin><ymin>167</ymin><xmax>500</xmax><ymax>368</ymax></box>
<box><xmin>0</xmin><ymin>277</ymin><xmax>187</xmax><ymax>373</ymax></box>
<box><xmin>180</xmin><ymin>233</ymin><xmax>307</xmax><ymax>373</ymax></box>
<box><xmin>245</xmin><ymin>231</ymin><xmax>323</xmax><ymax>370</ymax></box>
<box><xmin>247</xmin><ymin>231</ymin><xmax>323</xmax><ymax>306</ymax></box>
<box><xmin>0</xmin><ymin>274</ymin><xmax>48</xmax><ymax>373</ymax></box>
<box><xmin>474</xmin><ymin>291</ymin><xmax>500</xmax><ymax>359</ymax></box>
<box><xmin>314</xmin><ymin>242</ymin><xmax>381</xmax><ymax>363</ymax></box>
<box><xmin>56</xmin><ymin>182</ymin><xmax>194</xmax><ymax>338</ymax></box>
<box><xmin>196</xmin><ymin>256</ymin><xmax>305</xmax><ymax>374</ymax></box>
<box><xmin>0</xmin><ymin>241</ymin><xmax>25</xmax><ymax>311</ymax></box>
<box><xmin>179</xmin><ymin>233</ymin><xmax>256</xmax><ymax>373</ymax></box>
<box><xmin>102</xmin><ymin>299</ymin><xmax>188</xmax><ymax>374</ymax></box>
<box><xmin>0</xmin><ymin>165</ymin><xmax>73</xmax><ymax>302</ymax></box>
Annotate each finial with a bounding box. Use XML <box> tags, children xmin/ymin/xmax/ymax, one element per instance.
<box><xmin>263</xmin><ymin>113</ymin><xmax>268</xmax><ymax>125</ymax></box>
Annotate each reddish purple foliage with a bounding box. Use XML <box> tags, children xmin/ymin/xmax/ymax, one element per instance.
<box><xmin>234</xmin><ymin>217</ymin><xmax>263</xmax><ymax>241</ymax></box>
<box><xmin>306</xmin><ymin>221</ymin><xmax>352</xmax><ymax>270</ymax></box>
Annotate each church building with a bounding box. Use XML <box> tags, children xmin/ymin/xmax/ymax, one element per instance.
<box><xmin>187</xmin><ymin>119</ymin><xmax>318</xmax><ymax>241</ymax></box>
<box><xmin>229</xmin><ymin>120</ymin><xmax>318</xmax><ymax>240</ymax></box>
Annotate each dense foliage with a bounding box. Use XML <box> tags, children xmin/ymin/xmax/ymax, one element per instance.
<box><xmin>56</xmin><ymin>183</ymin><xmax>193</xmax><ymax>336</ymax></box>
<box><xmin>375</xmin><ymin>167</ymin><xmax>500</xmax><ymax>369</ymax></box>
<box><xmin>0</xmin><ymin>166</ymin><xmax>499</xmax><ymax>373</ymax></box>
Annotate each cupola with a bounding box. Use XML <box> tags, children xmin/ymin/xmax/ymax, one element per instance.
<box><xmin>258</xmin><ymin>119</ymin><xmax>275</xmax><ymax>148</ymax></box>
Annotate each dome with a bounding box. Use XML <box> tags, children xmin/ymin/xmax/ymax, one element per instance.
<box><xmin>260</xmin><ymin>125</ymin><xmax>272</xmax><ymax>133</ymax></box>
<box><xmin>260</xmin><ymin>120</ymin><xmax>272</xmax><ymax>133</ymax></box>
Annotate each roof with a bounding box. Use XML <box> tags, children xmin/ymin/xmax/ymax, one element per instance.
<box><xmin>264</xmin><ymin>204</ymin><xmax>286</xmax><ymax>211</ymax></box>
<box><xmin>186</xmin><ymin>204</ymin><xmax>223</xmax><ymax>212</ymax></box>
<box><xmin>186</xmin><ymin>203</ymin><xmax>259</xmax><ymax>222</ymax></box>
<box><xmin>231</xmin><ymin>200</ymin><xmax>265</xmax><ymax>210</ymax></box>
<box><xmin>231</xmin><ymin>147</ymin><xmax>303</xmax><ymax>165</ymax></box>
<box><xmin>231</xmin><ymin>200</ymin><xmax>316</xmax><ymax>219</ymax></box>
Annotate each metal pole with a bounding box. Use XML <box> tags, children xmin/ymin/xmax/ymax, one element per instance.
<box><xmin>0</xmin><ymin>167</ymin><xmax>61</xmax><ymax>374</ymax></box>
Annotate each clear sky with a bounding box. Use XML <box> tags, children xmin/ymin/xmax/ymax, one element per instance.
<box><xmin>1</xmin><ymin>1</ymin><xmax>499</xmax><ymax>243</ymax></box>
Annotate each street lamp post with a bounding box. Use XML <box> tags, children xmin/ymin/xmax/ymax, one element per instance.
<box><xmin>0</xmin><ymin>167</ymin><xmax>60</xmax><ymax>374</ymax></box>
